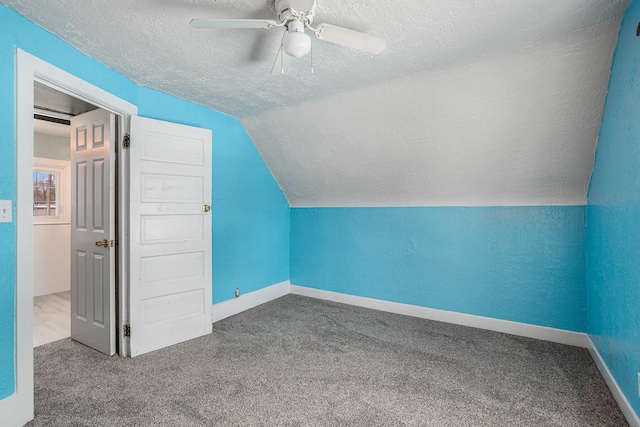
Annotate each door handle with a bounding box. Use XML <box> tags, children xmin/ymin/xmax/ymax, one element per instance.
<box><xmin>95</xmin><ymin>239</ymin><xmax>109</xmax><ymax>247</ymax></box>
<box><xmin>202</xmin><ymin>204</ymin><xmax>211</xmax><ymax>213</ymax></box>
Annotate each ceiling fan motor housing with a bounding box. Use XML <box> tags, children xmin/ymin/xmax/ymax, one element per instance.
<box><xmin>276</xmin><ymin>0</ymin><xmax>315</xmax><ymax>24</ymax></box>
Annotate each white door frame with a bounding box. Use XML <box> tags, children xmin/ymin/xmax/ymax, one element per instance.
<box><xmin>0</xmin><ymin>49</ymin><xmax>137</xmax><ymax>426</ymax></box>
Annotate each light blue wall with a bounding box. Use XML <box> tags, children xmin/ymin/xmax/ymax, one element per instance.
<box><xmin>0</xmin><ymin>4</ymin><xmax>289</xmax><ymax>401</ymax></box>
<box><xmin>291</xmin><ymin>206</ymin><xmax>586</xmax><ymax>332</ymax></box>
<box><xmin>587</xmin><ymin>0</ymin><xmax>640</xmax><ymax>416</ymax></box>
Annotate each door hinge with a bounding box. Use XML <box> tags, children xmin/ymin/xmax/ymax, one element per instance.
<box><xmin>123</xmin><ymin>324</ymin><xmax>131</xmax><ymax>337</ymax></box>
<box><xmin>122</xmin><ymin>134</ymin><xmax>130</xmax><ymax>149</ymax></box>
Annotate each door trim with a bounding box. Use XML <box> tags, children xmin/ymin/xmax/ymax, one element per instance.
<box><xmin>1</xmin><ymin>49</ymin><xmax>137</xmax><ymax>426</ymax></box>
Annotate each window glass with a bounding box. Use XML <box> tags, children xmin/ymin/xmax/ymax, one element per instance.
<box><xmin>33</xmin><ymin>170</ymin><xmax>58</xmax><ymax>217</ymax></box>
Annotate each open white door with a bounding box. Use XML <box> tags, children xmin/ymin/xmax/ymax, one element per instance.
<box><xmin>70</xmin><ymin>108</ymin><xmax>116</xmax><ymax>355</ymax></box>
<box><xmin>129</xmin><ymin>116</ymin><xmax>212</xmax><ymax>357</ymax></box>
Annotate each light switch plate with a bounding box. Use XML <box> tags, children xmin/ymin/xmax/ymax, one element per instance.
<box><xmin>0</xmin><ymin>200</ymin><xmax>12</xmax><ymax>223</ymax></box>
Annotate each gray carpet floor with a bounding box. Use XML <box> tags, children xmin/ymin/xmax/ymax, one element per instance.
<box><xmin>28</xmin><ymin>295</ymin><xmax>627</xmax><ymax>426</ymax></box>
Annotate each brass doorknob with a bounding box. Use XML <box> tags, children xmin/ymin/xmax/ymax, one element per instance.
<box><xmin>95</xmin><ymin>239</ymin><xmax>109</xmax><ymax>247</ymax></box>
<box><xmin>202</xmin><ymin>204</ymin><xmax>211</xmax><ymax>212</ymax></box>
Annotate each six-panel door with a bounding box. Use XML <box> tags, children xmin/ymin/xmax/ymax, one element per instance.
<box><xmin>70</xmin><ymin>108</ymin><xmax>116</xmax><ymax>356</ymax></box>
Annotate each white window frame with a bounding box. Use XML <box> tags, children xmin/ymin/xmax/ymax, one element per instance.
<box><xmin>33</xmin><ymin>157</ymin><xmax>70</xmax><ymax>224</ymax></box>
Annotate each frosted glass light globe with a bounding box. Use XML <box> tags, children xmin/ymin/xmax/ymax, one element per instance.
<box><xmin>283</xmin><ymin>30</ymin><xmax>311</xmax><ymax>57</ymax></box>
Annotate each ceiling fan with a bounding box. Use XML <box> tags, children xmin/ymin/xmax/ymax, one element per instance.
<box><xmin>190</xmin><ymin>0</ymin><xmax>386</xmax><ymax>75</ymax></box>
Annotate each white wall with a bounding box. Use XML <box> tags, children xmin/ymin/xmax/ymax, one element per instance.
<box><xmin>33</xmin><ymin>224</ymin><xmax>70</xmax><ymax>297</ymax></box>
<box><xmin>34</xmin><ymin>132</ymin><xmax>69</xmax><ymax>160</ymax></box>
<box><xmin>33</xmin><ymin>133</ymin><xmax>70</xmax><ymax>297</ymax></box>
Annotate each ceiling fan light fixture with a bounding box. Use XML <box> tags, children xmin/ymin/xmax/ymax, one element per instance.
<box><xmin>283</xmin><ymin>19</ymin><xmax>311</xmax><ymax>57</ymax></box>
<box><xmin>283</xmin><ymin>30</ymin><xmax>311</xmax><ymax>57</ymax></box>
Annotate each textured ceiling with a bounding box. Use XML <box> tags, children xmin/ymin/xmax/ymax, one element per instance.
<box><xmin>3</xmin><ymin>0</ymin><xmax>630</xmax><ymax>206</ymax></box>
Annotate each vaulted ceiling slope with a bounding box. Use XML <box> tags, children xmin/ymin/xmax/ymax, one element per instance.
<box><xmin>3</xmin><ymin>0</ymin><xmax>630</xmax><ymax>206</ymax></box>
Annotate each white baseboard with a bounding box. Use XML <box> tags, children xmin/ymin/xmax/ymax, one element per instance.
<box><xmin>588</xmin><ymin>337</ymin><xmax>640</xmax><ymax>427</ymax></box>
<box><xmin>290</xmin><ymin>285</ymin><xmax>589</xmax><ymax>348</ymax></box>
<box><xmin>212</xmin><ymin>281</ymin><xmax>290</xmax><ymax>323</ymax></box>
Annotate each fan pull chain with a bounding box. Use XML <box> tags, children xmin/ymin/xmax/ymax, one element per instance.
<box><xmin>281</xmin><ymin>47</ymin><xmax>285</xmax><ymax>74</ymax></box>
<box><xmin>310</xmin><ymin>45</ymin><xmax>314</xmax><ymax>74</ymax></box>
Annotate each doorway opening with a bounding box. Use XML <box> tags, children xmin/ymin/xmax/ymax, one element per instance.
<box><xmin>4</xmin><ymin>49</ymin><xmax>138</xmax><ymax>427</ymax></box>
<box><xmin>8</xmin><ymin>49</ymin><xmax>213</xmax><ymax>426</ymax></box>
<box><xmin>32</xmin><ymin>82</ymin><xmax>110</xmax><ymax>349</ymax></box>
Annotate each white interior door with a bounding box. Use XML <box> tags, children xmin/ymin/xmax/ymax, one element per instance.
<box><xmin>129</xmin><ymin>115</ymin><xmax>212</xmax><ymax>357</ymax></box>
<box><xmin>70</xmin><ymin>108</ymin><xmax>116</xmax><ymax>355</ymax></box>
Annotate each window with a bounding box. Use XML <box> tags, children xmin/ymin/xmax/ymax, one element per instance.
<box><xmin>33</xmin><ymin>158</ymin><xmax>70</xmax><ymax>224</ymax></box>
<box><xmin>33</xmin><ymin>171</ymin><xmax>58</xmax><ymax>217</ymax></box>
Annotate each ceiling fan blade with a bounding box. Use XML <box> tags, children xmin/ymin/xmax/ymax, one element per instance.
<box><xmin>290</xmin><ymin>0</ymin><xmax>317</xmax><ymax>15</ymax></box>
<box><xmin>270</xmin><ymin>45</ymin><xmax>292</xmax><ymax>75</ymax></box>
<box><xmin>190</xmin><ymin>19</ymin><xmax>278</xmax><ymax>30</ymax></box>
<box><xmin>314</xmin><ymin>23</ymin><xmax>386</xmax><ymax>55</ymax></box>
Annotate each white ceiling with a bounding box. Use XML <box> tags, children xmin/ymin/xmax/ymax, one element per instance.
<box><xmin>3</xmin><ymin>0</ymin><xmax>630</xmax><ymax>206</ymax></box>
